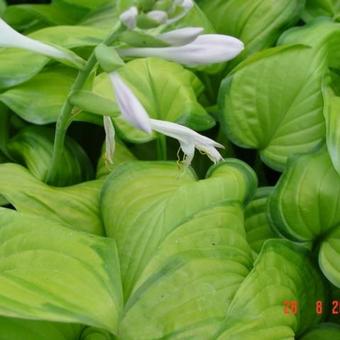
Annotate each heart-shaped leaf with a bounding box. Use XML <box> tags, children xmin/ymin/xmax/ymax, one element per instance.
<box><xmin>92</xmin><ymin>57</ymin><xmax>215</xmax><ymax>143</ymax></box>
<box><xmin>0</xmin><ymin>208</ymin><xmax>122</xmax><ymax>334</ymax></box>
<box><xmin>7</xmin><ymin>126</ymin><xmax>93</xmax><ymax>186</ymax></box>
<box><xmin>101</xmin><ymin>159</ymin><xmax>257</xmax><ymax>338</ymax></box>
<box><xmin>219</xmin><ymin>44</ymin><xmax>325</xmax><ymax>171</ymax></box>
<box><xmin>0</xmin><ymin>163</ymin><xmax>104</xmax><ymax>235</ymax></box>
<box><xmin>199</xmin><ymin>0</ymin><xmax>303</xmax><ymax>65</ymax></box>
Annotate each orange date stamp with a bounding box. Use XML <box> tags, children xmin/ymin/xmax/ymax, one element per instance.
<box><xmin>283</xmin><ymin>300</ymin><xmax>340</xmax><ymax>315</ymax></box>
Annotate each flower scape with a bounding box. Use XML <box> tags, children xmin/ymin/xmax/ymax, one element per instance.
<box><xmin>0</xmin><ymin>0</ymin><xmax>340</xmax><ymax>339</ymax></box>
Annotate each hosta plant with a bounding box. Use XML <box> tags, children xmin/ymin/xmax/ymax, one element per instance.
<box><xmin>0</xmin><ymin>0</ymin><xmax>340</xmax><ymax>339</ymax></box>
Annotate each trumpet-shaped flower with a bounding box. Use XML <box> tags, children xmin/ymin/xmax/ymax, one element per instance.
<box><xmin>120</xmin><ymin>6</ymin><xmax>138</xmax><ymax>30</ymax></box>
<box><xmin>157</xmin><ymin>27</ymin><xmax>203</xmax><ymax>46</ymax></box>
<box><xmin>118</xmin><ymin>34</ymin><xmax>244</xmax><ymax>65</ymax></box>
<box><xmin>150</xmin><ymin>119</ymin><xmax>224</xmax><ymax>165</ymax></box>
<box><xmin>109</xmin><ymin>72</ymin><xmax>152</xmax><ymax>134</ymax></box>
<box><xmin>0</xmin><ymin>18</ymin><xmax>83</xmax><ymax>68</ymax></box>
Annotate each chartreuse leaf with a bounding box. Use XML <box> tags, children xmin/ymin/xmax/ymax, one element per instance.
<box><xmin>0</xmin><ymin>164</ymin><xmax>104</xmax><ymax>235</ymax></box>
<box><xmin>269</xmin><ymin>147</ymin><xmax>340</xmax><ymax>242</ymax></box>
<box><xmin>322</xmin><ymin>86</ymin><xmax>340</xmax><ymax>175</ymax></box>
<box><xmin>216</xmin><ymin>240</ymin><xmax>326</xmax><ymax>339</ymax></box>
<box><xmin>0</xmin><ymin>317</ymin><xmax>82</xmax><ymax>340</ymax></box>
<box><xmin>219</xmin><ymin>44</ymin><xmax>326</xmax><ymax>171</ymax></box>
<box><xmin>101</xmin><ymin>159</ymin><xmax>257</xmax><ymax>338</ymax></box>
<box><xmin>269</xmin><ymin>148</ymin><xmax>340</xmax><ymax>287</ymax></box>
<box><xmin>278</xmin><ymin>19</ymin><xmax>340</xmax><ymax>69</ymax></box>
<box><xmin>80</xmin><ymin>327</ymin><xmax>113</xmax><ymax>340</ymax></box>
<box><xmin>0</xmin><ymin>0</ymin><xmax>6</xmax><ymax>15</ymax></box>
<box><xmin>0</xmin><ymin>208</ymin><xmax>122</xmax><ymax>334</ymax></box>
<box><xmin>7</xmin><ymin>126</ymin><xmax>93</xmax><ymax>186</ymax></box>
<box><xmin>300</xmin><ymin>323</ymin><xmax>340</xmax><ymax>339</ymax></box>
<box><xmin>199</xmin><ymin>0</ymin><xmax>303</xmax><ymax>64</ymax></box>
<box><xmin>0</xmin><ymin>25</ymin><xmax>106</xmax><ymax>90</ymax></box>
<box><xmin>244</xmin><ymin>187</ymin><xmax>279</xmax><ymax>254</ymax></box>
<box><xmin>0</xmin><ymin>66</ymin><xmax>101</xmax><ymax>125</ymax></box>
<box><xmin>303</xmin><ymin>0</ymin><xmax>340</xmax><ymax>22</ymax></box>
<box><xmin>92</xmin><ymin>58</ymin><xmax>214</xmax><ymax>143</ymax></box>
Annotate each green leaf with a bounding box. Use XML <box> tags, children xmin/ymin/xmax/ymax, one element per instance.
<box><xmin>94</xmin><ymin>58</ymin><xmax>215</xmax><ymax>143</ymax></box>
<box><xmin>94</xmin><ymin>44</ymin><xmax>124</xmax><ymax>73</ymax></box>
<box><xmin>319</xmin><ymin>227</ymin><xmax>340</xmax><ymax>287</ymax></box>
<box><xmin>199</xmin><ymin>0</ymin><xmax>303</xmax><ymax>65</ymax></box>
<box><xmin>322</xmin><ymin>86</ymin><xmax>340</xmax><ymax>175</ymax></box>
<box><xmin>0</xmin><ymin>317</ymin><xmax>82</xmax><ymax>340</ymax></box>
<box><xmin>269</xmin><ymin>147</ymin><xmax>340</xmax><ymax>242</ymax></box>
<box><xmin>278</xmin><ymin>19</ymin><xmax>340</xmax><ymax>70</ymax></box>
<box><xmin>7</xmin><ymin>126</ymin><xmax>93</xmax><ymax>186</ymax></box>
<box><xmin>101</xmin><ymin>159</ymin><xmax>257</xmax><ymax>338</ymax></box>
<box><xmin>303</xmin><ymin>0</ymin><xmax>340</xmax><ymax>22</ymax></box>
<box><xmin>216</xmin><ymin>240</ymin><xmax>326</xmax><ymax>339</ymax></box>
<box><xmin>219</xmin><ymin>44</ymin><xmax>326</xmax><ymax>171</ymax></box>
<box><xmin>300</xmin><ymin>323</ymin><xmax>340</xmax><ymax>339</ymax></box>
<box><xmin>0</xmin><ymin>164</ymin><xmax>104</xmax><ymax>235</ymax></box>
<box><xmin>70</xmin><ymin>90</ymin><xmax>119</xmax><ymax>118</ymax></box>
<box><xmin>0</xmin><ymin>25</ymin><xmax>106</xmax><ymax>90</ymax></box>
<box><xmin>0</xmin><ymin>66</ymin><xmax>101</xmax><ymax>125</ymax></box>
<box><xmin>244</xmin><ymin>187</ymin><xmax>279</xmax><ymax>254</ymax></box>
<box><xmin>0</xmin><ymin>0</ymin><xmax>6</xmax><ymax>16</ymax></box>
<box><xmin>0</xmin><ymin>208</ymin><xmax>122</xmax><ymax>334</ymax></box>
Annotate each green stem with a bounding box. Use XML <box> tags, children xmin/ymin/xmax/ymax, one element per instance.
<box><xmin>47</xmin><ymin>26</ymin><xmax>122</xmax><ymax>185</ymax></box>
<box><xmin>156</xmin><ymin>135</ymin><xmax>167</xmax><ymax>161</ymax></box>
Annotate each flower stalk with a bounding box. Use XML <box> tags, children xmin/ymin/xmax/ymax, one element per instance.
<box><xmin>47</xmin><ymin>25</ymin><xmax>124</xmax><ymax>185</ymax></box>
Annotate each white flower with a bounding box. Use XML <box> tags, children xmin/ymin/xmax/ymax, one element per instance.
<box><xmin>109</xmin><ymin>72</ymin><xmax>152</xmax><ymax>134</ymax></box>
<box><xmin>157</xmin><ymin>27</ymin><xmax>203</xmax><ymax>46</ymax></box>
<box><xmin>118</xmin><ymin>34</ymin><xmax>244</xmax><ymax>65</ymax></box>
<box><xmin>103</xmin><ymin>116</ymin><xmax>116</xmax><ymax>165</ymax></box>
<box><xmin>150</xmin><ymin>119</ymin><xmax>224</xmax><ymax>165</ymax></box>
<box><xmin>120</xmin><ymin>6</ymin><xmax>138</xmax><ymax>30</ymax></box>
<box><xmin>0</xmin><ymin>18</ymin><xmax>83</xmax><ymax>68</ymax></box>
<box><xmin>147</xmin><ymin>10</ymin><xmax>168</xmax><ymax>24</ymax></box>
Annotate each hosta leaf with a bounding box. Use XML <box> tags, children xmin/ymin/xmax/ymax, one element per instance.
<box><xmin>300</xmin><ymin>323</ymin><xmax>340</xmax><ymax>339</ymax></box>
<box><xmin>0</xmin><ymin>66</ymin><xmax>101</xmax><ymax>125</ymax></box>
<box><xmin>3</xmin><ymin>4</ymin><xmax>84</xmax><ymax>27</ymax></box>
<box><xmin>0</xmin><ymin>164</ymin><xmax>104</xmax><ymax>235</ymax></box>
<box><xmin>199</xmin><ymin>0</ymin><xmax>303</xmax><ymax>65</ymax></box>
<box><xmin>322</xmin><ymin>86</ymin><xmax>340</xmax><ymax>175</ymax></box>
<box><xmin>0</xmin><ymin>317</ymin><xmax>82</xmax><ymax>340</ymax></box>
<box><xmin>303</xmin><ymin>0</ymin><xmax>340</xmax><ymax>22</ymax></box>
<box><xmin>7</xmin><ymin>126</ymin><xmax>93</xmax><ymax>186</ymax></box>
<box><xmin>216</xmin><ymin>240</ymin><xmax>326</xmax><ymax>339</ymax></box>
<box><xmin>319</xmin><ymin>227</ymin><xmax>340</xmax><ymax>287</ymax></box>
<box><xmin>219</xmin><ymin>44</ymin><xmax>325</xmax><ymax>171</ymax></box>
<box><xmin>0</xmin><ymin>26</ymin><xmax>106</xmax><ymax>89</ymax></box>
<box><xmin>93</xmin><ymin>58</ymin><xmax>214</xmax><ymax>143</ymax></box>
<box><xmin>269</xmin><ymin>147</ymin><xmax>340</xmax><ymax>242</ymax></box>
<box><xmin>0</xmin><ymin>208</ymin><xmax>122</xmax><ymax>334</ymax></box>
<box><xmin>244</xmin><ymin>187</ymin><xmax>279</xmax><ymax>254</ymax></box>
<box><xmin>278</xmin><ymin>19</ymin><xmax>340</xmax><ymax>69</ymax></box>
<box><xmin>101</xmin><ymin>159</ymin><xmax>257</xmax><ymax>338</ymax></box>
<box><xmin>0</xmin><ymin>0</ymin><xmax>5</xmax><ymax>15</ymax></box>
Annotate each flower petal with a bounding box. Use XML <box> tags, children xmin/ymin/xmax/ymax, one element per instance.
<box><xmin>118</xmin><ymin>34</ymin><xmax>244</xmax><ymax>65</ymax></box>
<box><xmin>120</xmin><ymin>6</ymin><xmax>138</xmax><ymax>30</ymax></box>
<box><xmin>0</xmin><ymin>18</ymin><xmax>84</xmax><ymax>68</ymax></box>
<box><xmin>157</xmin><ymin>27</ymin><xmax>203</xmax><ymax>46</ymax></box>
<box><xmin>109</xmin><ymin>72</ymin><xmax>152</xmax><ymax>134</ymax></box>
